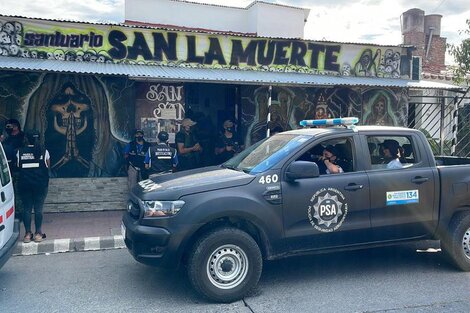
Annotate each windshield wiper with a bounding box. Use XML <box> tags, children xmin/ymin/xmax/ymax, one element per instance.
<box><xmin>221</xmin><ymin>164</ymin><xmax>239</xmax><ymax>171</ymax></box>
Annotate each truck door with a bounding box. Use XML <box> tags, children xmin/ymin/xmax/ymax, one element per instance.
<box><xmin>364</xmin><ymin>134</ymin><xmax>437</xmax><ymax>240</ymax></box>
<box><xmin>0</xmin><ymin>143</ymin><xmax>15</xmax><ymax>253</ymax></box>
<box><xmin>281</xmin><ymin>135</ymin><xmax>371</xmax><ymax>251</ymax></box>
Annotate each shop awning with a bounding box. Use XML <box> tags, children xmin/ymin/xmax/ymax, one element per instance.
<box><xmin>0</xmin><ymin>56</ymin><xmax>462</xmax><ymax>91</ymax></box>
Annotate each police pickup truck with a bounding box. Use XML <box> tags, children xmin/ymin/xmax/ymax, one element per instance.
<box><xmin>122</xmin><ymin>118</ymin><xmax>470</xmax><ymax>302</ymax></box>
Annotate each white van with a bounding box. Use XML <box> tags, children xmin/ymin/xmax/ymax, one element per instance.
<box><xmin>0</xmin><ymin>142</ymin><xmax>18</xmax><ymax>269</ymax></box>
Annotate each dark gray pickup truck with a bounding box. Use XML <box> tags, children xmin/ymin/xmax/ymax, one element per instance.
<box><xmin>122</xmin><ymin>123</ymin><xmax>470</xmax><ymax>302</ymax></box>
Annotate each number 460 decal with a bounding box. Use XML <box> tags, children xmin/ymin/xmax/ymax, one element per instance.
<box><xmin>258</xmin><ymin>174</ymin><xmax>279</xmax><ymax>184</ymax></box>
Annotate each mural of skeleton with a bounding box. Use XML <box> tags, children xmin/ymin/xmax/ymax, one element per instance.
<box><xmin>50</xmin><ymin>84</ymin><xmax>91</xmax><ymax>170</ymax></box>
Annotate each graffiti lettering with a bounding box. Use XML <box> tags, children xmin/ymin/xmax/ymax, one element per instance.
<box><xmin>146</xmin><ymin>84</ymin><xmax>183</xmax><ymax>102</ymax></box>
<box><xmin>24</xmin><ymin>31</ymin><xmax>103</xmax><ymax>48</ymax></box>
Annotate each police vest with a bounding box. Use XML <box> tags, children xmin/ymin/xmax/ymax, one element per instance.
<box><xmin>150</xmin><ymin>144</ymin><xmax>175</xmax><ymax>173</ymax></box>
<box><xmin>128</xmin><ymin>141</ymin><xmax>150</xmax><ymax>169</ymax></box>
<box><xmin>18</xmin><ymin>146</ymin><xmax>49</xmax><ymax>188</ymax></box>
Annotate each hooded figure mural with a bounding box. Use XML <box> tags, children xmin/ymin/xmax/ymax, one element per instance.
<box><xmin>24</xmin><ymin>74</ymin><xmax>123</xmax><ymax>177</ymax></box>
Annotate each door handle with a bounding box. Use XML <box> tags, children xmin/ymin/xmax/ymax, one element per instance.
<box><xmin>1</xmin><ymin>191</ymin><xmax>5</xmax><ymax>202</ymax></box>
<box><xmin>344</xmin><ymin>184</ymin><xmax>363</xmax><ymax>191</ymax></box>
<box><xmin>411</xmin><ymin>177</ymin><xmax>429</xmax><ymax>184</ymax></box>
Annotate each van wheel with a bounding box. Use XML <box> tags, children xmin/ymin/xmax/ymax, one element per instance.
<box><xmin>442</xmin><ymin>213</ymin><xmax>470</xmax><ymax>271</ymax></box>
<box><xmin>187</xmin><ymin>227</ymin><xmax>262</xmax><ymax>303</ymax></box>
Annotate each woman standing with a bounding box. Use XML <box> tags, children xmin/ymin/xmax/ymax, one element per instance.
<box><xmin>16</xmin><ymin>130</ymin><xmax>50</xmax><ymax>243</ymax></box>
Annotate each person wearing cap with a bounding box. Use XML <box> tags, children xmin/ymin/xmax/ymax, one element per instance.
<box><xmin>215</xmin><ymin>120</ymin><xmax>242</xmax><ymax>164</ymax></box>
<box><xmin>16</xmin><ymin>130</ymin><xmax>50</xmax><ymax>243</ymax></box>
<box><xmin>318</xmin><ymin>145</ymin><xmax>344</xmax><ymax>174</ymax></box>
<box><xmin>144</xmin><ymin>131</ymin><xmax>178</xmax><ymax>175</ymax></box>
<box><xmin>175</xmin><ymin>118</ymin><xmax>202</xmax><ymax>171</ymax></box>
<box><xmin>2</xmin><ymin>118</ymin><xmax>26</xmax><ymax>221</ymax></box>
<box><xmin>124</xmin><ymin>129</ymin><xmax>151</xmax><ymax>190</ymax></box>
<box><xmin>1</xmin><ymin>119</ymin><xmax>25</xmax><ymax>167</ymax></box>
<box><xmin>382</xmin><ymin>139</ymin><xmax>403</xmax><ymax>169</ymax></box>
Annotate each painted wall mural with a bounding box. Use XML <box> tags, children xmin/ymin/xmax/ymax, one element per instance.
<box><xmin>0</xmin><ymin>71</ymin><xmax>135</xmax><ymax>177</ymax></box>
<box><xmin>0</xmin><ymin>16</ymin><xmax>412</xmax><ymax>78</ymax></box>
<box><xmin>241</xmin><ymin>86</ymin><xmax>409</xmax><ymax>146</ymax></box>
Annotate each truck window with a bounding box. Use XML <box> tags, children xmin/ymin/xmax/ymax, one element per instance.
<box><xmin>0</xmin><ymin>144</ymin><xmax>11</xmax><ymax>186</ymax></box>
<box><xmin>366</xmin><ymin>136</ymin><xmax>417</xmax><ymax>170</ymax></box>
<box><xmin>225</xmin><ymin>134</ymin><xmax>312</xmax><ymax>174</ymax></box>
<box><xmin>296</xmin><ymin>137</ymin><xmax>354</xmax><ymax>174</ymax></box>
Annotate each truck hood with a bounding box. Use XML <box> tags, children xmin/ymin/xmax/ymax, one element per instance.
<box><xmin>133</xmin><ymin>166</ymin><xmax>255</xmax><ymax>200</ymax></box>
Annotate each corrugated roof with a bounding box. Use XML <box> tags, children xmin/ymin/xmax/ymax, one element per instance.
<box><xmin>0</xmin><ymin>56</ymin><xmax>461</xmax><ymax>90</ymax></box>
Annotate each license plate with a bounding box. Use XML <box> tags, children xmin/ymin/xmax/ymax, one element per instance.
<box><xmin>121</xmin><ymin>222</ymin><xmax>126</xmax><ymax>239</ymax></box>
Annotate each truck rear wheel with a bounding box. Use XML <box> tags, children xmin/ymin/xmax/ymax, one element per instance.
<box><xmin>442</xmin><ymin>213</ymin><xmax>470</xmax><ymax>271</ymax></box>
<box><xmin>187</xmin><ymin>227</ymin><xmax>262</xmax><ymax>303</ymax></box>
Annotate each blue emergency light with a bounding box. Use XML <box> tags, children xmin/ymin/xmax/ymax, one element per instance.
<box><xmin>299</xmin><ymin>117</ymin><xmax>359</xmax><ymax>127</ymax></box>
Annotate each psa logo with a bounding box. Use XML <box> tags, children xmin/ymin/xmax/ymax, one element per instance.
<box><xmin>307</xmin><ymin>187</ymin><xmax>348</xmax><ymax>233</ymax></box>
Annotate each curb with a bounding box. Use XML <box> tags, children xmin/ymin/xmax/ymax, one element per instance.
<box><xmin>12</xmin><ymin>235</ymin><xmax>126</xmax><ymax>256</ymax></box>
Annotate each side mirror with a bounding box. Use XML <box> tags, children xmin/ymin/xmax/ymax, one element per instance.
<box><xmin>286</xmin><ymin>161</ymin><xmax>319</xmax><ymax>181</ymax></box>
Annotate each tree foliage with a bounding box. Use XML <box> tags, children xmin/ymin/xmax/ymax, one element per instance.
<box><xmin>448</xmin><ymin>19</ymin><xmax>470</xmax><ymax>85</ymax></box>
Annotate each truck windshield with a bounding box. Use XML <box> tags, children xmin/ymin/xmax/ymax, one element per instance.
<box><xmin>224</xmin><ymin>134</ymin><xmax>311</xmax><ymax>174</ymax></box>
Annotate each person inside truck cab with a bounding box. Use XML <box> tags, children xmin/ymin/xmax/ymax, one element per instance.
<box><xmin>318</xmin><ymin>145</ymin><xmax>344</xmax><ymax>174</ymax></box>
<box><xmin>382</xmin><ymin>139</ymin><xmax>403</xmax><ymax>169</ymax></box>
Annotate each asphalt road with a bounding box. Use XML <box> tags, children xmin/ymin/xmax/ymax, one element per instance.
<box><xmin>1</xmin><ymin>245</ymin><xmax>470</xmax><ymax>313</ymax></box>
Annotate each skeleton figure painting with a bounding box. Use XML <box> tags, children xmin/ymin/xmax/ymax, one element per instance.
<box><xmin>45</xmin><ymin>82</ymin><xmax>95</xmax><ymax>177</ymax></box>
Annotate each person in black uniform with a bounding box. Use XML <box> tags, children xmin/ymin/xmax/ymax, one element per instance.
<box><xmin>214</xmin><ymin>120</ymin><xmax>242</xmax><ymax>164</ymax></box>
<box><xmin>16</xmin><ymin>130</ymin><xmax>50</xmax><ymax>243</ymax></box>
<box><xmin>144</xmin><ymin>131</ymin><xmax>178</xmax><ymax>175</ymax></box>
<box><xmin>124</xmin><ymin>129</ymin><xmax>151</xmax><ymax>190</ymax></box>
<box><xmin>1</xmin><ymin>119</ymin><xmax>25</xmax><ymax>220</ymax></box>
<box><xmin>175</xmin><ymin>118</ymin><xmax>202</xmax><ymax>171</ymax></box>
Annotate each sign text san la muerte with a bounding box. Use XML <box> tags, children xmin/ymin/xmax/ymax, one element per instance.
<box><xmin>1</xmin><ymin>17</ymin><xmax>410</xmax><ymax>77</ymax></box>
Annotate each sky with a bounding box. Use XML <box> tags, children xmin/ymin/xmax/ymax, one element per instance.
<box><xmin>0</xmin><ymin>0</ymin><xmax>469</xmax><ymax>64</ymax></box>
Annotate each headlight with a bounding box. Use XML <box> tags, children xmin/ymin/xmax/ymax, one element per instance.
<box><xmin>142</xmin><ymin>200</ymin><xmax>185</xmax><ymax>217</ymax></box>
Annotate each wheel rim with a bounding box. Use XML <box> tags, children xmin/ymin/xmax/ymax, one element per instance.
<box><xmin>206</xmin><ymin>244</ymin><xmax>249</xmax><ymax>290</ymax></box>
<box><xmin>463</xmin><ymin>226</ymin><xmax>470</xmax><ymax>260</ymax></box>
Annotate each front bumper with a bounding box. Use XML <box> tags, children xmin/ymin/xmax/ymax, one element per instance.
<box><xmin>122</xmin><ymin>213</ymin><xmax>179</xmax><ymax>269</ymax></box>
<box><xmin>0</xmin><ymin>219</ymin><xmax>20</xmax><ymax>269</ymax></box>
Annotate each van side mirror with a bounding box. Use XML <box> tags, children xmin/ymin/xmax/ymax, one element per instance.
<box><xmin>286</xmin><ymin>161</ymin><xmax>320</xmax><ymax>181</ymax></box>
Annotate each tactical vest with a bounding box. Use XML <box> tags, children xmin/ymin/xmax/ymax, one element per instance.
<box><xmin>128</xmin><ymin>141</ymin><xmax>150</xmax><ymax>169</ymax></box>
<box><xmin>17</xmin><ymin>146</ymin><xmax>49</xmax><ymax>188</ymax></box>
<box><xmin>149</xmin><ymin>144</ymin><xmax>175</xmax><ymax>173</ymax></box>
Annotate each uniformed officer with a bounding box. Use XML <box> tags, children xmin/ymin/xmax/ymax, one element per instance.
<box><xmin>16</xmin><ymin>130</ymin><xmax>50</xmax><ymax>243</ymax></box>
<box><xmin>124</xmin><ymin>129</ymin><xmax>151</xmax><ymax>190</ymax></box>
<box><xmin>145</xmin><ymin>131</ymin><xmax>178</xmax><ymax>175</ymax></box>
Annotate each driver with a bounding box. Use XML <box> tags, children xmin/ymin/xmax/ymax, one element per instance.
<box><xmin>318</xmin><ymin>145</ymin><xmax>344</xmax><ymax>174</ymax></box>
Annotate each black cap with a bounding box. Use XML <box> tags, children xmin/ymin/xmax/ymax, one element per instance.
<box><xmin>134</xmin><ymin>129</ymin><xmax>144</xmax><ymax>135</ymax></box>
<box><xmin>25</xmin><ymin>129</ymin><xmax>40</xmax><ymax>142</ymax></box>
<box><xmin>324</xmin><ymin>145</ymin><xmax>338</xmax><ymax>156</ymax></box>
<box><xmin>157</xmin><ymin>131</ymin><xmax>169</xmax><ymax>142</ymax></box>
<box><xmin>6</xmin><ymin>119</ymin><xmax>20</xmax><ymax>128</ymax></box>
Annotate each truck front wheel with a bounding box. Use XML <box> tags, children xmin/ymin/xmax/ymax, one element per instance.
<box><xmin>187</xmin><ymin>227</ymin><xmax>262</xmax><ymax>303</ymax></box>
<box><xmin>443</xmin><ymin>213</ymin><xmax>470</xmax><ymax>271</ymax></box>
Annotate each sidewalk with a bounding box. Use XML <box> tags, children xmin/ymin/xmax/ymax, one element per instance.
<box><xmin>13</xmin><ymin>210</ymin><xmax>126</xmax><ymax>256</ymax></box>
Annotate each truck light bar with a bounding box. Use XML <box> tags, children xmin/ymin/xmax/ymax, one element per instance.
<box><xmin>300</xmin><ymin>117</ymin><xmax>359</xmax><ymax>127</ymax></box>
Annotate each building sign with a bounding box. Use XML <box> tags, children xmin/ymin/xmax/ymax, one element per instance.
<box><xmin>0</xmin><ymin>16</ymin><xmax>411</xmax><ymax>78</ymax></box>
<box><xmin>135</xmin><ymin>82</ymin><xmax>184</xmax><ymax>143</ymax></box>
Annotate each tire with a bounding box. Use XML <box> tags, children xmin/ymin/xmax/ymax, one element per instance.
<box><xmin>187</xmin><ymin>227</ymin><xmax>263</xmax><ymax>303</ymax></box>
<box><xmin>442</xmin><ymin>213</ymin><xmax>470</xmax><ymax>271</ymax></box>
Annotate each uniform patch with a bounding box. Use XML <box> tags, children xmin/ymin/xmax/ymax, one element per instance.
<box><xmin>308</xmin><ymin>187</ymin><xmax>348</xmax><ymax>233</ymax></box>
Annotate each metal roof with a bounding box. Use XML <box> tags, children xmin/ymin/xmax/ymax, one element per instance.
<box><xmin>0</xmin><ymin>56</ymin><xmax>461</xmax><ymax>90</ymax></box>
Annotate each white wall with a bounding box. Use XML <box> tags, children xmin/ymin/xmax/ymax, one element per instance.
<box><xmin>125</xmin><ymin>0</ymin><xmax>309</xmax><ymax>39</ymax></box>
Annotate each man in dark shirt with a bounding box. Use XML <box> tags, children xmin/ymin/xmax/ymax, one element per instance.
<box><xmin>175</xmin><ymin>118</ymin><xmax>202</xmax><ymax>171</ymax></box>
<box><xmin>2</xmin><ymin>119</ymin><xmax>25</xmax><ymax>168</ymax></box>
<box><xmin>215</xmin><ymin>120</ymin><xmax>242</xmax><ymax>164</ymax></box>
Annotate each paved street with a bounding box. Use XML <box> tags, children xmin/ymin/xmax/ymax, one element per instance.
<box><xmin>1</xmin><ymin>244</ymin><xmax>470</xmax><ymax>313</ymax></box>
